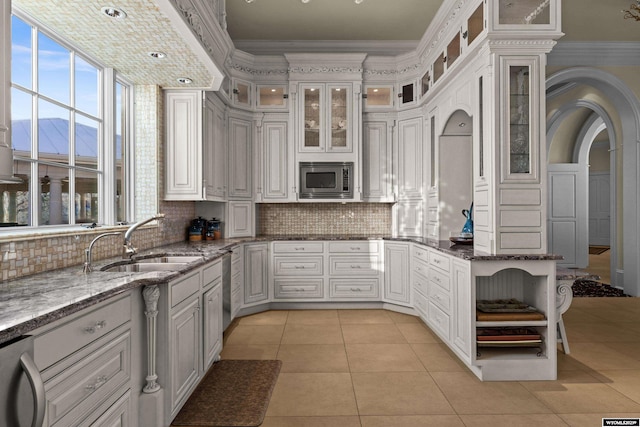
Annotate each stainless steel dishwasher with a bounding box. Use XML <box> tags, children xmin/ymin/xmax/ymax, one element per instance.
<box><xmin>0</xmin><ymin>335</ymin><xmax>45</xmax><ymax>427</ymax></box>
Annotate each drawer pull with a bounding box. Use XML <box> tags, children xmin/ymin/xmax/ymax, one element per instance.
<box><xmin>350</xmin><ymin>288</ymin><xmax>362</xmax><ymax>292</ymax></box>
<box><xmin>295</xmin><ymin>265</ymin><xmax>306</xmax><ymax>269</ymax></box>
<box><xmin>294</xmin><ymin>247</ymin><xmax>305</xmax><ymax>251</ymax></box>
<box><xmin>350</xmin><ymin>265</ymin><xmax>361</xmax><ymax>269</ymax></box>
<box><xmin>85</xmin><ymin>375</ymin><xmax>108</xmax><ymax>392</ymax></box>
<box><xmin>350</xmin><ymin>247</ymin><xmax>361</xmax><ymax>251</ymax></box>
<box><xmin>434</xmin><ymin>259</ymin><xmax>440</xmax><ymax>264</ymax></box>
<box><xmin>84</xmin><ymin>320</ymin><xmax>107</xmax><ymax>334</ymax></box>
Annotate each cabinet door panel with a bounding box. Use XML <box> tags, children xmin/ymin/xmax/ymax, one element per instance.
<box><xmin>384</xmin><ymin>242</ymin><xmax>410</xmax><ymax>304</ymax></box>
<box><xmin>227</xmin><ymin>201</ymin><xmax>254</xmax><ymax>237</ymax></box>
<box><xmin>363</xmin><ymin>121</ymin><xmax>392</xmax><ymax>201</ymax></box>
<box><xmin>244</xmin><ymin>244</ymin><xmax>269</xmax><ymax>304</ymax></box>
<box><xmin>228</xmin><ymin>117</ymin><xmax>252</xmax><ymax>199</ymax></box>
<box><xmin>203</xmin><ymin>282</ymin><xmax>223</xmax><ymax>370</ymax></box>
<box><xmin>263</xmin><ymin>121</ymin><xmax>289</xmax><ymax>200</ymax></box>
<box><xmin>170</xmin><ymin>298</ymin><xmax>200</xmax><ymax>414</ymax></box>
<box><xmin>397</xmin><ymin>117</ymin><xmax>423</xmax><ymax>199</ymax></box>
<box><xmin>204</xmin><ymin>95</ymin><xmax>226</xmax><ymax>200</ymax></box>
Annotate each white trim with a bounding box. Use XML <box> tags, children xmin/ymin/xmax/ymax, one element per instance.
<box><xmin>233</xmin><ymin>40</ymin><xmax>419</xmax><ymax>56</ymax></box>
<box><xmin>548</xmin><ymin>42</ymin><xmax>640</xmax><ymax>67</ymax></box>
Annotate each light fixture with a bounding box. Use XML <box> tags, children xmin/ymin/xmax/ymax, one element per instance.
<box><xmin>177</xmin><ymin>77</ymin><xmax>193</xmax><ymax>84</ymax></box>
<box><xmin>101</xmin><ymin>6</ymin><xmax>127</xmax><ymax>20</ymax></box>
<box><xmin>148</xmin><ymin>51</ymin><xmax>166</xmax><ymax>59</ymax></box>
<box><xmin>622</xmin><ymin>1</ymin><xmax>640</xmax><ymax>20</ymax></box>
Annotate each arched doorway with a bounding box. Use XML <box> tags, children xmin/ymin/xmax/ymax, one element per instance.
<box><xmin>546</xmin><ymin>68</ymin><xmax>640</xmax><ymax>296</ymax></box>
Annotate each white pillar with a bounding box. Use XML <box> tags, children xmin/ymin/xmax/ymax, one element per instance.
<box><xmin>49</xmin><ymin>178</ymin><xmax>63</xmax><ymax>224</ymax></box>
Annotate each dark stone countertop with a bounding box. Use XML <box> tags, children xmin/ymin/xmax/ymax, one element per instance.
<box><xmin>0</xmin><ymin>235</ymin><xmax>562</xmax><ymax>345</ymax></box>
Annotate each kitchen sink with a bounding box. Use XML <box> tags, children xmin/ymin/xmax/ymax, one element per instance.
<box><xmin>102</xmin><ymin>262</ymin><xmax>190</xmax><ymax>272</ymax></box>
<box><xmin>135</xmin><ymin>255</ymin><xmax>204</xmax><ymax>264</ymax></box>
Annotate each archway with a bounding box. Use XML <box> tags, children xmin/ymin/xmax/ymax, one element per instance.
<box><xmin>546</xmin><ymin>68</ymin><xmax>640</xmax><ymax>295</ymax></box>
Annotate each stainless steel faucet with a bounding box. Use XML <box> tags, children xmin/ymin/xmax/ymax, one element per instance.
<box><xmin>83</xmin><ymin>232</ymin><xmax>122</xmax><ymax>273</ymax></box>
<box><xmin>123</xmin><ymin>213</ymin><xmax>165</xmax><ymax>258</ymax></box>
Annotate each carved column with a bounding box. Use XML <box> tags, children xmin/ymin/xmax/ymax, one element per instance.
<box><xmin>142</xmin><ymin>285</ymin><xmax>161</xmax><ymax>393</ymax></box>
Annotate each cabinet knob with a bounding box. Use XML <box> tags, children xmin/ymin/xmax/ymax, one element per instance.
<box><xmin>84</xmin><ymin>320</ymin><xmax>106</xmax><ymax>334</ymax></box>
<box><xmin>85</xmin><ymin>375</ymin><xmax>108</xmax><ymax>392</ymax></box>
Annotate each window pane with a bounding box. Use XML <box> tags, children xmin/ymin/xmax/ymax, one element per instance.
<box><xmin>75</xmin><ymin>114</ymin><xmax>99</xmax><ymax>170</ymax></box>
<box><xmin>11</xmin><ymin>16</ymin><xmax>32</xmax><ymax>90</ymax></box>
<box><xmin>75</xmin><ymin>56</ymin><xmax>98</xmax><ymax>116</ymax></box>
<box><xmin>76</xmin><ymin>172</ymin><xmax>98</xmax><ymax>224</ymax></box>
<box><xmin>11</xmin><ymin>88</ymin><xmax>32</xmax><ymax>154</ymax></box>
<box><xmin>38</xmin><ymin>98</ymin><xmax>69</xmax><ymax>161</ymax></box>
<box><xmin>38</xmin><ymin>32</ymin><xmax>70</xmax><ymax>105</ymax></box>
<box><xmin>39</xmin><ymin>163</ymin><xmax>70</xmax><ymax>225</ymax></box>
<box><xmin>0</xmin><ymin>163</ymin><xmax>30</xmax><ymax>227</ymax></box>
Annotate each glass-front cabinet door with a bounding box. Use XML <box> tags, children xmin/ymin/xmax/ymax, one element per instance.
<box><xmin>328</xmin><ymin>84</ymin><xmax>351</xmax><ymax>151</ymax></box>
<box><xmin>302</xmin><ymin>85</ymin><xmax>322</xmax><ymax>150</ymax></box>
<box><xmin>300</xmin><ymin>83</ymin><xmax>352</xmax><ymax>153</ymax></box>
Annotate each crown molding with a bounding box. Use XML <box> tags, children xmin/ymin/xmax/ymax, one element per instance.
<box><xmin>548</xmin><ymin>41</ymin><xmax>640</xmax><ymax>66</ymax></box>
<box><xmin>233</xmin><ymin>40</ymin><xmax>419</xmax><ymax>56</ymax></box>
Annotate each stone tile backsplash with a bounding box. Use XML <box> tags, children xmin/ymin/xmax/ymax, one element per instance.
<box><xmin>257</xmin><ymin>203</ymin><xmax>392</xmax><ymax>236</ymax></box>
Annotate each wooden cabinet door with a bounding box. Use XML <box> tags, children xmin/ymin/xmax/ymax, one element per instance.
<box><xmin>384</xmin><ymin>242</ymin><xmax>410</xmax><ymax>305</ymax></box>
<box><xmin>397</xmin><ymin>117</ymin><xmax>423</xmax><ymax>200</ymax></box>
<box><xmin>263</xmin><ymin>120</ymin><xmax>290</xmax><ymax>200</ymax></box>
<box><xmin>203</xmin><ymin>281</ymin><xmax>222</xmax><ymax>371</ymax></box>
<box><xmin>452</xmin><ymin>260</ymin><xmax>472</xmax><ymax>362</ymax></box>
<box><xmin>363</xmin><ymin>121</ymin><xmax>392</xmax><ymax>202</ymax></box>
<box><xmin>244</xmin><ymin>244</ymin><xmax>269</xmax><ymax>304</ymax></box>
<box><xmin>170</xmin><ymin>297</ymin><xmax>200</xmax><ymax>414</ymax></box>
<box><xmin>204</xmin><ymin>94</ymin><xmax>227</xmax><ymax>201</ymax></box>
<box><xmin>228</xmin><ymin>117</ymin><xmax>252</xmax><ymax>199</ymax></box>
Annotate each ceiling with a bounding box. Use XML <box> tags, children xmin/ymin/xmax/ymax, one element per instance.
<box><xmin>9</xmin><ymin>0</ymin><xmax>640</xmax><ymax>89</ymax></box>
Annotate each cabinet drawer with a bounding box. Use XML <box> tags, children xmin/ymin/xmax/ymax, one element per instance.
<box><xmin>429</xmin><ymin>251</ymin><xmax>450</xmax><ymax>272</ymax></box>
<box><xmin>329</xmin><ymin>278</ymin><xmax>380</xmax><ymax>299</ymax></box>
<box><xmin>35</xmin><ymin>294</ymin><xmax>131</xmax><ymax>370</ymax></box>
<box><xmin>274</xmin><ymin>279</ymin><xmax>324</xmax><ymax>299</ymax></box>
<box><xmin>82</xmin><ymin>390</ymin><xmax>130</xmax><ymax>427</ymax></box>
<box><xmin>428</xmin><ymin>301</ymin><xmax>450</xmax><ymax>341</ymax></box>
<box><xmin>44</xmin><ymin>330</ymin><xmax>131</xmax><ymax>427</ymax></box>
<box><xmin>171</xmin><ymin>270</ymin><xmax>201</xmax><ymax>308</ymax></box>
<box><xmin>231</xmin><ymin>257</ymin><xmax>243</xmax><ymax>277</ymax></box>
<box><xmin>202</xmin><ymin>261</ymin><xmax>222</xmax><ymax>288</ymax></box>
<box><xmin>413</xmin><ymin>245</ymin><xmax>429</xmax><ymax>261</ymax></box>
<box><xmin>429</xmin><ymin>268</ymin><xmax>450</xmax><ymax>291</ymax></box>
<box><xmin>428</xmin><ymin>283</ymin><xmax>451</xmax><ymax>312</ymax></box>
<box><xmin>328</xmin><ymin>241</ymin><xmax>379</xmax><ymax>254</ymax></box>
<box><xmin>329</xmin><ymin>255</ymin><xmax>379</xmax><ymax>276</ymax></box>
<box><xmin>414</xmin><ymin>290</ymin><xmax>428</xmax><ymax>318</ymax></box>
<box><xmin>273</xmin><ymin>241</ymin><xmax>324</xmax><ymax>254</ymax></box>
<box><xmin>274</xmin><ymin>256</ymin><xmax>323</xmax><ymax>276</ymax></box>
<box><xmin>412</xmin><ymin>271</ymin><xmax>428</xmax><ymax>297</ymax></box>
<box><xmin>412</xmin><ymin>258</ymin><xmax>429</xmax><ymax>280</ymax></box>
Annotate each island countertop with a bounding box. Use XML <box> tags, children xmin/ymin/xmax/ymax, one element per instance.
<box><xmin>0</xmin><ymin>235</ymin><xmax>563</xmax><ymax>345</ymax></box>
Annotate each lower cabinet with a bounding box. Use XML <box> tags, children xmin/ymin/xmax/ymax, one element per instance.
<box><xmin>203</xmin><ymin>282</ymin><xmax>223</xmax><ymax>371</ymax></box>
<box><xmin>244</xmin><ymin>243</ymin><xmax>269</xmax><ymax>305</ymax></box>
<box><xmin>33</xmin><ymin>292</ymin><xmax>135</xmax><ymax>427</ymax></box>
<box><xmin>384</xmin><ymin>242</ymin><xmax>411</xmax><ymax>305</ymax></box>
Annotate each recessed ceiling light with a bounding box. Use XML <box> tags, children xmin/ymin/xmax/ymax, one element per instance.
<box><xmin>101</xmin><ymin>6</ymin><xmax>127</xmax><ymax>20</ymax></box>
<box><xmin>177</xmin><ymin>77</ymin><xmax>193</xmax><ymax>84</ymax></box>
<box><xmin>148</xmin><ymin>51</ymin><xmax>166</xmax><ymax>59</ymax></box>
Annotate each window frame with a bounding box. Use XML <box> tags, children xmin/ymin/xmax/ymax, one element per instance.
<box><xmin>6</xmin><ymin>9</ymin><xmax>134</xmax><ymax>232</ymax></box>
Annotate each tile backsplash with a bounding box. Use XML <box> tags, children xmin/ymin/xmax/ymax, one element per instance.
<box><xmin>257</xmin><ymin>203</ymin><xmax>393</xmax><ymax>236</ymax></box>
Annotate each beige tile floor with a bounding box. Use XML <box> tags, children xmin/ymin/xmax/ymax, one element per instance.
<box><xmin>219</xmin><ymin>301</ymin><xmax>640</xmax><ymax>427</ymax></box>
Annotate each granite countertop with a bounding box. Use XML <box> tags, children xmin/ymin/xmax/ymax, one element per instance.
<box><xmin>0</xmin><ymin>234</ymin><xmax>563</xmax><ymax>345</ymax></box>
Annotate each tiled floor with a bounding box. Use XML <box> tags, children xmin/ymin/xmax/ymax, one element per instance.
<box><xmin>220</xmin><ymin>300</ymin><xmax>640</xmax><ymax>427</ymax></box>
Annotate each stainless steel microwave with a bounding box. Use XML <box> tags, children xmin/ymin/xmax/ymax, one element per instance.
<box><xmin>299</xmin><ymin>162</ymin><xmax>353</xmax><ymax>199</ymax></box>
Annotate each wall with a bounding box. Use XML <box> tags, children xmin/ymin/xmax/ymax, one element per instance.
<box><xmin>257</xmin><ymin>203</ymin><xmax>392</xmax><ymax>236</ymax></box>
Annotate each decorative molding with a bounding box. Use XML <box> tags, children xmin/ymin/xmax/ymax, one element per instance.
<box><xmin>288</xmin><ymin>66</ymin><xmax>363</xmax><ymax>75</ymax></box>
<box><xmin>225</xmin><ymin>59</ymin><xmax>288</xmax><ymax>77</ymax></box>
<box><xmin>234</xmin><ymin>39</ymin><xmax>418</xmax><ymax>56</ymax></box>
<box><xmin>548</xmin><ymin>42</ymin><xmax>640</xmax><ymax>66</ymax></box>
<box><xmin>142</xmin><ymin>285</ymin><xmax>161</xmax><ymax>394</ymax></box>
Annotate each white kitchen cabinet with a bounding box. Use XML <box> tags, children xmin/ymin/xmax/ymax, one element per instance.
<box><xmin>298</xmin><ymin>83</ymin><xmax>353</xmax><ymax>154</ymax></box>
<box><xmin>230</xmin><ymin>246</ymin><xmax>244</xmax><ymax>321</ymax></box>
<box><xmin>397</xmin><ymin>116</ymin><xmax>424</xmax><ymax>200</ymax></box>
<box><xmin>451</xmin><ymin>260</ymin><xmax>472</xmax><ymax>362</ymax></box>
<box><xmin>226</xmin><ymin>201</ymin><xmax>254</xmax><ymax>237</ymax></box>
<box><xmin>202</xmin><ymin>261</ymin><xmax>223</xmax><ymax>371</ymax></box>
<box><xmin>232</xmin><ymin>78</ymin><xmax>253</xmax><ymax>110</ymax></box>
<box><xmin>272</xmin><ymin>241</ymin><xmax>325</xmax><ymax>300</ymax></box>
<box><xmin>244</xmin><ymin>243</ymin><xmax>269</xmax><ymax>305</ymax></box>
<box><xmin>260</xmin><ymin>117</ymin><xmax>293</xmax><ymax>201</ymax></box>
<box><xmin>363</xmin><ymin>119</ymin><xmax>394</xmax><ymax>202</ymax></box>
<box><xmin>228</xmin><ymin>115</ymin><xmax>253</xmax><ymax>199</ymax></box>
<box><xmin>164</xmin><ymin>91</ymin><xmax>203</xmax><ymax>200</ymax></box>
<box><xmin>33</xmin><ymin>293</ymin><xmax>135</xmax><ymax>427</ymax></box>
<box><xmin>204</xmin><ymin>93</ymin><xmax>227</xmax><ymax>201</ymax></box>
<box><xmin>383</xmin><ymin>242</ymin><xmax>411</xmax><ymax>305</ymax></box>
<box><xmin>328</xmin><ymin>240</ymin><xmax>381</xmax><ymax>300</ymax></box>
<box><xmin>165</xmin><ymin>90</ymin><xmax>227</xmax><ymax>201</ymax></box>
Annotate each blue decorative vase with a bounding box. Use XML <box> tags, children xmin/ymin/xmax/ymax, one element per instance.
<box><xmin>461</xmin><ymin>202</ymin><xmax>473</xmax><ymax>235</ymax></box>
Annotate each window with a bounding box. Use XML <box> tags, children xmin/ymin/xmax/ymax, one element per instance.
<box><xmin>2</xmin><ymin>12</ymin><xmax>132</xmax><ymax>228</ymax></box>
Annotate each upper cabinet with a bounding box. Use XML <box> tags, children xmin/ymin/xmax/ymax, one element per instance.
<box><xmin>299</xmin><ymin>83</ymin><xmax>352</xmax><ymax>153</ymax></box>
<box><xmin>165</xmin><ymin>90</ymin><xmax>228</xmax><ymax>201</ymax></box>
